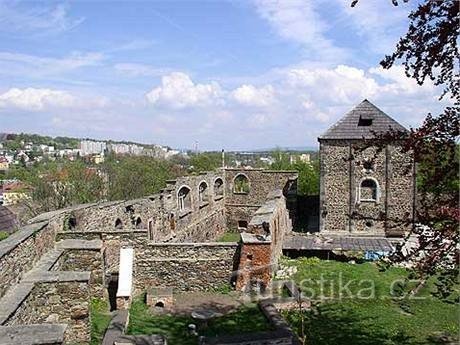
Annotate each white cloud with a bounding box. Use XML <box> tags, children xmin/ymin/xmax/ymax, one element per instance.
<box><xmin>231</xmin><ymin>84</ymin><xmax>275</xmax><ymax>107</ymax></box>
<box><xmin>369</xmin><ymin>65</ymin><xmax>435</xmax><ymax>95</ymax></box>
<box><xmin>0</xmin><ymin>51</ymin><xmax>104</xmax><ymax>79</ymax></box>
<box><xmin>145</xmin><ymin>72</ymin><xmax>222</xmax><ymax>109</ymax></box>
<box><xmin>252</xmin><ymin>0</ymin><xmax>347</xmax><ymax>62</ymax></box>
<box><xmin>0</xmin><ymin>88</ymin><xmax>75</xmax><ymax>111</ymax></box>
<box><xmin>286</xmin><ymin>64</ymin><xmax>379</xmax><ymax>104</ymax></box>
<box><xmin>0</xmin><ymin>3</ymin><xmax>84</xmax><ymax>35</ymax></box>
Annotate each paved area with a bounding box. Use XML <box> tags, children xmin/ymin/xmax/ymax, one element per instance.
<box><xmin>283</xmin><ymin>233</ymin><xmax>394</xmax><ymax>251</ymax></box>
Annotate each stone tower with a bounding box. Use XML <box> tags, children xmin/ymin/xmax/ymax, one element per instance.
<box><xmin>318</xmin><ymin>100</ymin><xmax>415</xmax><ymax>237</ymax></box>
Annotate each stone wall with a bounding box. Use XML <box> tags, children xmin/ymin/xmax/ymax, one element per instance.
<box><xmin>224</xmin><ymin>169</ymin><xmax>297</xmax><ymax>230</ymax></box>
<box><xmin>235</xmin><ymin>191</ymin><xmax>292</xmax><ymax>292</ymax></box>
<box><xmin>5</xmin><ymin>281</ymin><xmax>91</xmax><ymax>344</ymax></box>
<box><xmin>319</xmin><ymin>139</ymin><xmax>414</xmax><ymax>236</ymax></box>
<box><xmin>133</xmin><ymin>242</ymin><xmax>239</xmax><ymax>292</ymax></box>
<box><xmin>52</xmin><ymin>249</ymin><xmax>104</xmax><ymax>298</ymax></box>
<box><xmin>51</xmin><ymin>171</ymin><xmax>227</xmax><ymax>244</ymax></box>
<box><xmin>0</xmin><ymin>218</ymin><xmax>61</xmax><ymax>298</ymax></box>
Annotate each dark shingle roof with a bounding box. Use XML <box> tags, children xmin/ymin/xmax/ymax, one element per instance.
<box><xmin>319</xmin><ymin>99</ymin><xmax>407</xmax><ymax>140</ymax></box>
<box><xmin>0</xmin><ymin>205</ymin><xmax>18</xmax><ymax>234</ymax></box>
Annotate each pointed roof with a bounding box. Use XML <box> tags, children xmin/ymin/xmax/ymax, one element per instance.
<box><xmin>319</xmin><ymin>100</ymin><xmax>407</xmax><ymax>140</ymax></box>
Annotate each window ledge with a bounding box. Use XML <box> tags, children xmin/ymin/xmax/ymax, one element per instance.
<box><xmin>178</xmin><ymin>208</ymin><xmax>192</xmax><ymax>218</ymax></box>
<box><xmin>233</xmin><ymin>191</ymin><xmax>249</xmax><ymax>195</ymax></box>
<box><xmin>358</xmin><ymin>199</ymin><xmax>378</xmax><ymax>204</ymax></box>
<box><xmin>214</xmin><ymin>195</ymin><xmax>224</xmax><ymax>201</ymax></box>
<box><xmin>199</xmin><ymin>202</ymin><xmax>209</xmax><ymax>209</ymax></box>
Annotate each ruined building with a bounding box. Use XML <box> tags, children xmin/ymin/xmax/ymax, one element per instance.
<box><xmin>0</xmin><ymin>100</ymin><xmax>415</xmax><ymax>344</ymax></box>
<box><xmin>319</xmin><ymin>99</ymin><xmax>415</xmax><ymax>237</ymax></box>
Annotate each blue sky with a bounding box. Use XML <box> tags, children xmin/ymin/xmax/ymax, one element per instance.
<box><xmin>0</xmin><ymin>0</ymin><xmax>451</xmax><ymax>150</ymax></box>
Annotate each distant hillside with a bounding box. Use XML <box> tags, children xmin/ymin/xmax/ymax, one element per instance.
<box><xmin>0</xmin><ymin>132</ymin><xmax>169</xmax><ymax>151</ymax></box>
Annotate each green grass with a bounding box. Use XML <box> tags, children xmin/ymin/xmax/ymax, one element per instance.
<box><xmin>217</xmin><ymin>231</ymin><xmax>241</xmax><ymax>242</ymax></box>
<box><xmin>90</xmin><ymin>298</ymin><xmax>111</xmax><ymax>345</ymax></box>
<box><xmin>127</xmin><ymin>297</ymin><xmax>272</xmax><ymax>343</ymax></box>
<box><xmin>204</xmin><ymin>303</ymin><xmax>274</xmax><ymax>336</ymax></box>
<box><xmin>0</xmin><ymin>231</ymin><xmax>9</xmax><ymax>241</ymax></box>
<box><xmin>282</xmin><ymin>258</ymin><xmax>459</xmax><ymax>345</ymax></box>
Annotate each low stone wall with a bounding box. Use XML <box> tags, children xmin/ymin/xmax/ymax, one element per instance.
<box><xmin>202</xmin><ymin>302</ymin><xmax>298</xmax><ymax>345</ymax></box>
<box><xmin>52</xmin><ymin>249</ymin><xmax>104</xmax><ymax>298</ymax></box>
<box><xmin>133</xmin><ymin>243</ymin><xmax>239</xmax><ymax>292</ymax></box>
<box><xmin>5</xmin><ymin>281</ymin><xmax>91</xmax><ymax>344</ymax></box>
<box><xmin>0</xmin><ymin>218</ymin><xmax>61</xmax><ymax>299</ymax></box>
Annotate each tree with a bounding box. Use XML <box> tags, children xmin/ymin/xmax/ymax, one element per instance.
<box><xmin>103</xmin><ymin>155</ymin><xmax>183</xmax><ymax>201</ymax></box>
<box><xmin>270</xmin><ymin>150</ymin><xmax>320</xmax><ymax>196</ymax></box>
<box><xmin>188</xmin><ymin>152</ymin><xmax>222</xmax><ymax>173</ymax></box>
<box><xmin>352</xmin><ymin>0</ymin><xmax>459</xmax><ymax>296</ymax></box>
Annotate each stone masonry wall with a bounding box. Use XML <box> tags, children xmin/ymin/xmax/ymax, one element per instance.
<box><xmin>52</xmin><ymin>249</ymin><xmax>104</xmax><ymax>298</ymax></box>
<box><xmin>133</xmin><ymin>243</ymin><xmax>239</xmax><ymax>292</ymax></box>
<box><xmin>5</xmin><ymin>281</ymin><xmax>91</xmax><ymax>344</ymax></box>
<box><xmin>52</xmin><ymin>171</ymin><xmax>227</xmax><ymax>244</ymax></box>
<box><xmin>224</xmin><ymin>169</ymin><xmax>297</xmax><ymax>230</ymax></box>
<box><xmin>319</xmin><ymin>139</ymin><xmax>414</xmax><ymax>236</ymax></box>
<box><xmin>0</xmin><ymin>217</ymin><xmax>62</xmax><ymax>298</ymax></box>
<box><xmin>236</xmin><ymin>191</ymin><xmax>292</xmax><ymax>292</ymax></box>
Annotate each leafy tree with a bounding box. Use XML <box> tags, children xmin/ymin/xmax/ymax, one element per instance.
<box><xmin>270</xmin><ymin>150</ymin><xmax>320</xmax><ymax>196</ymax></box>
<box><xmin>7</xmin><ymin>160</ymin><xmax>106</xmax><ymax>214</ymax></box>
<box><xmin>103</xmin><ymin>155</ymin><xmax>184</xmax><ymax>200</ymax></box>
<box><xmin>188</xmin><ymin>152</ymin><xmax>222</xmax><ymax>173</ymax></box>
<box><xmin>352</xmin><ymin>0</ymin><xmax>459</xmax><ymax>295</ymax></box>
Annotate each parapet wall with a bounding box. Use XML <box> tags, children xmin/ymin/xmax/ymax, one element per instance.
<box><xmin>133</xmin><ymin>242</ymin><xmax>239</xmax><ymax>292</ymax></box>
<box><xmin>0</xmin><ymin>218</ymin><xmax>62</xmax><ymax>299</ymax></box>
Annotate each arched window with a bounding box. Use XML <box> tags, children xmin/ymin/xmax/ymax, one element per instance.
<box><xmin>233</xmin><ymin>174</ymin><xmax>250</xmax><ymax>194</ymax></box>
<box><xmin>178</xmin><ymin>186</ymin><xmax>191</xmax><ymax>211</ymax></box>
<box><xmin>359</xmin><ymin>178</ymin><xmax>379</xmax><ymax>202</ymax></box>
<box><xmin>214</xmin><ymin>178</ymin><xmax>224</xmax><ymax>197</ymax></box>
<box><xmin>198</xmin><ymin>181</ymin><xmax>209</xmax><ymax>203</ymax></box>
<box><xmin>115</xmin><ymin>218</ymin><xmax>123</xmax><ymax>229</ymax></box>
<box><xmin>135</xmin><ymin>217</ymin><xmax>143</xmax><ymax>229</ymax></box>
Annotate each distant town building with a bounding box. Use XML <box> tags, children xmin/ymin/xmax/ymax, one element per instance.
<box><xmin>0</xmin><ymin>157</ymin><xmax>9</xmax><ymax>171</ymax></box>
<box><xmin>290</xmin><ymin>153</ymin><xmax>310</xmax><ymax>165</ymax></box>
<box><xmin>80</xmin><ymin>140</ymin><xmax>107</xmax><ymax>156</ymax></box>
<box><xmin>1</xmin><ymin>181</ymin><xmax>30</xmax><ymax>206</ymax></box>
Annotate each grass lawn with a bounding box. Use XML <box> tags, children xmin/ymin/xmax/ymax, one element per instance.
<box><xmin>127</xmin><ymin>297</ymin><xmax>272</xmax><ymax>343</ymax></box>
<box><xmin>216</xmin><ymin>231</ymin><xmax>241</xmax><ymax>242</ymax></box>
<box><xmin>90</xmin><ymin>298</ymin><xmax>112</xmax><ymax>345</ymax></box>
<box><xmin>281</xmin><ymin>257</ymin><xmax>459</xmax><ymax>345</ymax></box>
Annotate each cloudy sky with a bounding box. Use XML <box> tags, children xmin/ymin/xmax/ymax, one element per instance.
<box><xmin>0</xmin><ymin>0</ymin><xmax>451</xmax><ymax>150</ymax></box>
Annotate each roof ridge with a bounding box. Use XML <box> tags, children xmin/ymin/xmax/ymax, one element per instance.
<box><xmin>318</xmin><ymin>100</ymin><xmax>407</xmax><ymax>140</ymax></box>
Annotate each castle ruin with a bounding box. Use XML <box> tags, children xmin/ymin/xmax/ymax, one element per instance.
<box><xmin>0</xmin><ymin>100</ymin><xmax>414</xmax><ymax>344</ymax></box>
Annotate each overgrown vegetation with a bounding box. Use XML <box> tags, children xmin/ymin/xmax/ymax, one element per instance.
<box><xmin>127</xmin><ymin>297</ymin><xmax>272</xmax><ymax>343</ymax></box>
<box><xmin>0</xmin><ymin>231</ymin><xmax>9</xmax><ymax>241</ymax></box>
<box><xmin>90</xmin><ymin>298</ymin><xmax>111</xmax><ymax>345</ymax></box>
<box><xmin>217</xmin><ymin>231</ymin><xmax>241</xmax><ymax>242</ymax></box>
<box><xmin>282</xmin><ymin>258</ymin><xmax>459</xmax><ymax>345</ymax></box>
<box><xmin>270</xmin><ymin>149</ymin><xmax>320</xmax><ymax>196</ymax></box>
